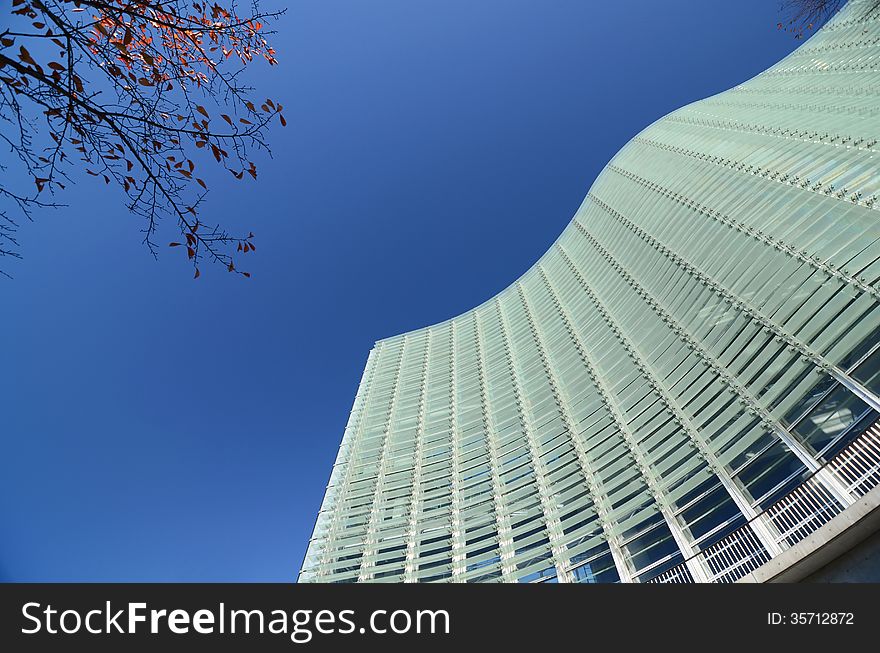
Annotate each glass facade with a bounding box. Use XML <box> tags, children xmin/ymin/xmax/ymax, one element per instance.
<box><xmin>300</xmin><ymin>0</ymin><xmax>880</xmax><ymax>583</ymax></box>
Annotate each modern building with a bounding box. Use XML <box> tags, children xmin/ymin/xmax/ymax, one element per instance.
<box><xmin>299</xmin><ymin>0</ymin><xmax>880</xmax><ymax>583</ymax></box>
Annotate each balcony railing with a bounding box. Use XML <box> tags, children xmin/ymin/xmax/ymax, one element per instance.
<box><xmin>699</xmin><ymin>521</ymin><xmax>773</xmax><ymax>583</ymax></box>
<box><xmin>645</xmin><ymin>564</ymin><xmax>694</xmax><ymax>584</ymax></box>
<box><xmin>829</xmin><ymin>426</ymin><xmax>880</xmax><ymax>496</ymax></box>
<box><xmin>647</xmin><ymin>420</ymin><xmax>880</xmax><ymax>583</ymax></box>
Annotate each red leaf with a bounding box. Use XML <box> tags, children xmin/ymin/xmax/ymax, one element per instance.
<box><xmin>168</xmin><ymin>242</ymin><xmax>182</xmax><ymax>247</ymax></box>
<box><xmin>18</xmin><ymin>46</ymin><xmax>35</xmax><ymax>65</ymax></box>
<box><xmin>194</xmin><ymin>268</ymin><xmax>201</xmax><ymax>279</ymax></box>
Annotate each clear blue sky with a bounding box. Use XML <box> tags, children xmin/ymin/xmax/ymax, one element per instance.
<box><xmin>0</xmin><ymin>0</ymin><xmax>802</xmax><ymax>581</ymax></box>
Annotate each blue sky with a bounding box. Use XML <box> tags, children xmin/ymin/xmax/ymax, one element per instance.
<box><xmin>0</xmin><ymin>0</ymin><xmax>802</xmax><ymax>581</ymax></box>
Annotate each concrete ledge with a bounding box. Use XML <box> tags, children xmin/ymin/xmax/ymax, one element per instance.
<box><xmin>737</xmin><ymin>483</ymin><xmax>880</xmax><ymax>583</ymax></box>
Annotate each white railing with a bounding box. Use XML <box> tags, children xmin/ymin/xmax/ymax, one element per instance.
<box><xmin>829</xmin><ymin>423</ymin><xmax>880</xmax><ymax>497</ymax></box>
<box><xmin>644</xmin><ymin>419</ymin><xmax>880</xmax><ymax>583</ymax></box>
<box><xmin>647</xmin><ymin>564</ymin><xmax>694</xmax><ymax>584</ymax></box>
<box><xmin>701</xmin><ymin>523</ymin><xmax>772</xmax><ymax>583</ymax></box>
<box><xmin>766</xmin><ymin>476</ymin><xmax>843</xmax><ymax>548</ymax></box>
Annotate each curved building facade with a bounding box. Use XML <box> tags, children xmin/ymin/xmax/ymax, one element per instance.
<box><xmin>300</xmin><ymin>0</ymin><xmax>880</xmax><ymax>583</ymax></box>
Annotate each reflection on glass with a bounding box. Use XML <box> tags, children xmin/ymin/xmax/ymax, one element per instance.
<box><xmin>793</xmin><ymin>385</ymin><xmax>869</xmax><ymax>458</ymax></box>
<box><xmin>852</xmin><ymin>347</ymin><xmax>880</xmax><ymax>395</ymax></box>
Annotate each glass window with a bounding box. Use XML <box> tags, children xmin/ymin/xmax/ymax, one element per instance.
<box><xmin>793</xmin><ymin>385</ymin><xmax>869</xmax><ymax>458</ymax></box>
<box><xmin>852</xmin><ymin>347</ymin><xmax>880</xmax><ymax>396</ymax></box>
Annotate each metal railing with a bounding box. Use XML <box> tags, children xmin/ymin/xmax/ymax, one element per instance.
<box><xmin>647</xmin><ymin>420</ymin><xmax>880</xmax><ymax>583</ymax></box>
<box><xmin>766</xmin><ymin>476</ymin><xmax>843</xmax><ymax>548</ymax></box>
<box><xmin>646</xmin><ymin>564</ymin><xmax>694</xmax><ymax>584</ymax></box>
<box><xmin>700</xmin><ymin>522</ymin><xmax>773</xmax><ymax>583</ymax></box>
<box><xmin>829</xmin><ymin>424</ymin><xmax>880</xmax><ymax>496</ymax></box>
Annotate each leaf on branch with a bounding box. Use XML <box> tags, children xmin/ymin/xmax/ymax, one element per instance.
<box><xmin>18</xmin><ymin>46</ymin><xmax>35</xmax><ymax>65</ymax></box>
<box><xmin>3</xmin><ymin>0</ymin><xmax>284</xmax><ymax>278</ymax></box>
